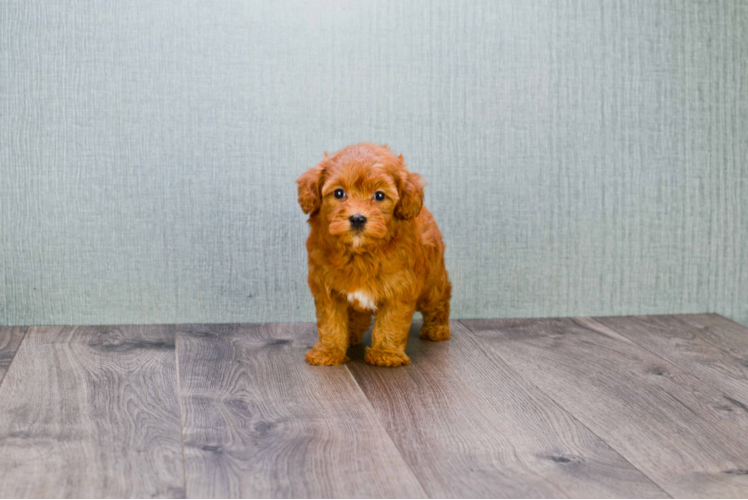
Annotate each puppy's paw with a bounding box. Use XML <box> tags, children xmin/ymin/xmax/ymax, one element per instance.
<box><xmin>305</xmin><ymin>344</ymin><xmax>349</xmax><ymax>366</ymax></box>
<box><xmin>420</xmin><ymin>322</ymin><xmax>450</xmax><ymax>342</ymax></box>
<box><xmin>364</xmin><ymin>348</ymin><xmax>410</xmax><ymax>367</ymax></box>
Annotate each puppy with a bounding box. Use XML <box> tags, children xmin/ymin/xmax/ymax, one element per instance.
<box><xmin>296</xmin><ymin>143</ymin><xmax>451</xmax><ymax>367</ymax></box>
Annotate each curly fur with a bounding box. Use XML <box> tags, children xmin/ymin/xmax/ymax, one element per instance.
<box><xmin>297</xmin><ymin>143</ymin><xmax>451</xmax><ymax>367</ymax></box>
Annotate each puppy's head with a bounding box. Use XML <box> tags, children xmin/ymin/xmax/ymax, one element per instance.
<box><xmin>297</xmin><ymin>143</ymin><xmax>424</xmax><ymax>250</ymax></box>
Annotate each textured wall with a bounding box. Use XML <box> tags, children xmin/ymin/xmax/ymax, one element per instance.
<box><xmin>2</xmin><ymin>0</ymin><xmax>747</xmax><ymax>327</ymax></box>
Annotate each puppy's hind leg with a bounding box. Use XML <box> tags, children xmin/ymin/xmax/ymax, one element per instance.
<box><xmin>418</xmin><ymin>280</ymin><xmax>451</xmax><ymax>342</ymax></box>
<box><xmin>348</xmin><ymin>308</ymin><xmax>371</xmax><ymax>347</ymax></box>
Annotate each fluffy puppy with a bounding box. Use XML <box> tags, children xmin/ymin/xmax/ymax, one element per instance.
<box><xmin>296</xmin><ymin>143</ymin><xmax>451</xmax><ymax>367</ymax></box>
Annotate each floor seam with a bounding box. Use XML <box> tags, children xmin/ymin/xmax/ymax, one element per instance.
<box><xmin>0</xmin><ymin>326</ymin><xmax>31</xmax><ymax>391</ymax></box>
<box><xmin>583</xmin><ymin>316</ymin><xmax>748</xmax><ymax>403</ymax></box>
<box><xmin>456</xmin><ymin>319</ymin><xmax>674</xmax><ymax>499</ymax></box>
<box><xmin>669</xmin><ymin>314</ymin><xmax>748</xmax><ymax>361</ymax></box>
<box><xmin>702</xmin><ymin>313</ymin><xmax>748</xmax><ymax>333</ymax></box>
<box><xmin>343</xmin><ymin>362</ymin><xmax>431</xmax><ymax>498</ymax></box>
<box><xmin>174</xmin><ymin>324</ymin><xmax>189</xmax><ymax>499</ymax></box>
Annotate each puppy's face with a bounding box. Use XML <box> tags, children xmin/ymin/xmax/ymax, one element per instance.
<box><xmin>297</xmin><ymin>144</ymin><xmax>424</xmax><ymax>250</ymax></box>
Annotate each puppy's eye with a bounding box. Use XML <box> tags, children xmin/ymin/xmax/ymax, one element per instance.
<box><xmin>334</xmin><ymin>189</ymin><xmax>345</xmax><ymax>199</ymax></box>
<box><xmin>374</xmin><ymin>191</ymin><xmax>386</xmax><ymax>201</ymax></box>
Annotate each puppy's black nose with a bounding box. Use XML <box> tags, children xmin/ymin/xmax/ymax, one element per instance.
<box><xmin>349</xmin><ymin>214</ymin><xmax>367</xmax><ymax>228</ymax></box>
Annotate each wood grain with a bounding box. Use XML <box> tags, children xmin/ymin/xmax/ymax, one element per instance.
<box><xmin>0</xmin><ymin>325</ymin><xmax>186</xmax><ymax>498</ymax></box>
<box><xmin>347</xmin><ymin>321</ymin><xmax>668</xmax><ymax>498</ymax></box>
<box><xmin>677</xmin><ymin>314</ymin><xmax>748</xmax><ymax>354</ymax></box>
<box><xmin>595</xmin><ymin>314</ymin><xmax>748</xmax><ymax>400</ymax></box>
<box><xmin>462</xmin><ymin>317</ymin><xmax>748</xmax><ymax>497</ymax></box>
<box><xmin>176</xmin><ymin>322</ymin><xmax>425</xmax><ymax>498</ymax></box>
<box><xmin>0</xmin><ymin>326</ymin><xmax>27</xmax><ymax>385</ymax></box>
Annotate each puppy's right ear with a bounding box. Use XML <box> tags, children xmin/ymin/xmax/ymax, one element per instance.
<box><xmin>296</xmin><ymin>163</ymin><xmax>326</xmax><ymax>214</ymax></box>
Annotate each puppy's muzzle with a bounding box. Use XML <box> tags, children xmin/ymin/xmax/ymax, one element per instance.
<box><xmin>349</xmin><ymin>214</ymin><xmax>367</xmax><ymax>228</ymax></box>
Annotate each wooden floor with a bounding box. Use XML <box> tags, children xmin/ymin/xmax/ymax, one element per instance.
<box><xmin>1</xmin><ymin>315</ymin><xmax>747</xmax><ymax>498</ymax></box>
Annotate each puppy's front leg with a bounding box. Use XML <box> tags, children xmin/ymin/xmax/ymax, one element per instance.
<box><xmin>306</xmin><ymin>291</ymin><xmax>350</xmax><ymax>366</ymax></box>
<box><xmin>365</xmin><ymin>300</ymin><xmax>416</xmax><ymax>367</ymax></box>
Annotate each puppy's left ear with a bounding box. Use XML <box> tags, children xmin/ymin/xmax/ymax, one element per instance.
<box><xmin>395</xmin><ymin>161</ymin><xmax>425</xmax><ymax>220</ymax></box>
<box><xmin>296</xmin><ymin>163</ymin><xmax>326</xmax><ymax>214</ymax></box>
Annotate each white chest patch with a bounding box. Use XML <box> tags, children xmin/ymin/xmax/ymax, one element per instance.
<box><xmin>347</xmin><ymin>290</ymin><xmax>377</xmax><ymax>311</ymax></box>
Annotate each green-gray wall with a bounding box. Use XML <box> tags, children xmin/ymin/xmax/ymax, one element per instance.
<box><xmin>2</xmin><ymin>1</ymin><xmax>747</xmax><ymax>327</ymax></box>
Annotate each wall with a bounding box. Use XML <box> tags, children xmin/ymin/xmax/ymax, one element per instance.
<box><xmin>2</xmin><ymin>0</ymin><xmax>747</xmax><ymax>326</ymax></box>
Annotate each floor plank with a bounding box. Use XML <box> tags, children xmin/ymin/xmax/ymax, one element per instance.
<box><xmin>0</xmin><ymin>325</ymin><xmax>186</xmax><ymax>498</ymax></box>
<box><xmin>595</xmin><ymin>315</ymin><xmax>748</xmax><ymax>400</ymax></box>
<box><xmin>0</xmin><ymin>326</ymin><xmax>27</xmax><ymax>385</ymax></box>
<box><xmin>462</xmin><ymin>317</ymin><xmax>748</xmax><ymax>498</ymax></box>
<box><xmin>176</xmin><ymin>323</ymin><xmax>425</xmax><ymax>499</ymax></box>
<box><xmin>346</xmin><ymin>321</ymin><xmax>668</xmax><ymax>498</ymax></box>
<box><xmin>678</xmin><ymin>314</ymin><xmax>748</xmax><ymax>354</ymax></box>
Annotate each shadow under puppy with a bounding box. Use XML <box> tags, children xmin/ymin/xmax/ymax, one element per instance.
<box><xmin>297</xmin><ymin>143</ymin><xmax>451</xmax><ymax>367</ymax></box>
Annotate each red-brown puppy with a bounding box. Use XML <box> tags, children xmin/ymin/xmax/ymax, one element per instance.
<box><xmin>297</xmin><ymin>143</ymin><xmax>451</xmax><ymax>367</ymax></box>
